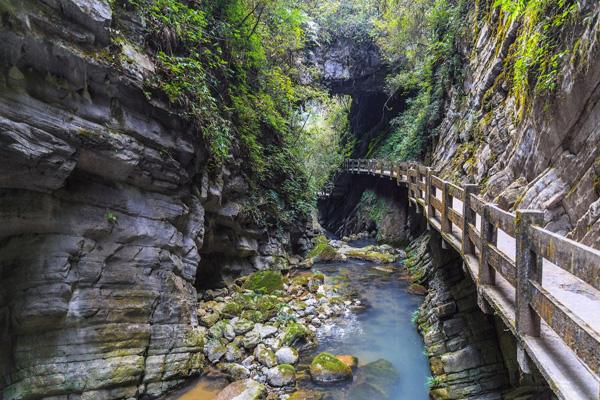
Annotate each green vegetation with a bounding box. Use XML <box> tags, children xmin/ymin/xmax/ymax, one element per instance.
<box><xmin>425</xmin><ymin>375</ymin><xmax>443</xmax><ymax>388</ymax></box>
<box><xmin>411</xmin><ymin>309</ymin><xmax>421</xmax><ymax>326</ymax></box>
<box><xmin>373</xmin><ymin>0</ymin><xmax>468</xmax><ymax>161</ymax></box>
<box><xmin>106</xmin><ymin>211</ymin><xmax>118</xmax><ymax>224</ymax></box>
<box><xmin>111</xmin><ymin>0</ymin><xmax>345</xmax><ymax>232</ymax></box>
<box><xmin>494</xmin><ymin>0</ymin><xmax>578</xmax><ymax>117</ymax></box>
<box><xmin>243</xmin><ymin>271</ymin><xmax>284</xmax><ymax>294</ymax></box>
<box><xmin>307</xmin><ymin>235</ymin><xmax>337</xmax><ymax>260</ymax></box>
<box><xmin>310</xmin><ymin>352</ymin><xmax>352</xmax><ymax>376</ymax></box>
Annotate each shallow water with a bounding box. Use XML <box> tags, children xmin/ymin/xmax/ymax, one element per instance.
<box><xmin>168</xmin><ymin>258</ymin><xmax>430</xmax><ymax>400</ymax></box>
<box><xmin>300</xmin><ymin>259</ymin><xmax>431</xmax><ymax>399</ymax></box>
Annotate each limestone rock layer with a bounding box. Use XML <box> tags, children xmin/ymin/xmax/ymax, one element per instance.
<box><xmin>0</xmin><ymin>1</ymin><xmax>309</xmax><ymax>398</ymax></box>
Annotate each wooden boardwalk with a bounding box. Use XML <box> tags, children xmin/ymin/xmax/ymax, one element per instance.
<box><xmin>321</xmin><ymin>159</ymin><xmax>600</xmax><ymax>400</ymax></box>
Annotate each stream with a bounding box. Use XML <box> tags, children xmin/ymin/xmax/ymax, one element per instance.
<box><xmin>168</xmin><ymin>256</ymin><xmax>431</xmax><ymax>399</ymax></box>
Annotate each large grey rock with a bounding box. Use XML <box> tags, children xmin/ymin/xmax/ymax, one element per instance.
<box><xmin>266</xmin><ymin>364</ymin><xmax>296</xmax><ymax>387</ymax></box>
<box><xmin>215</xmin><ymin>379</ymin><xmax>266</xmax><ymax>400</ymax></box>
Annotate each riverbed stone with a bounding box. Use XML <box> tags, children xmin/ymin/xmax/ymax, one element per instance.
<box><xmin>266</xmin><ymin>364</ymin><xmax>296</xmax><ymax>387</ymax></box>
<box><xmin>359</xmin><ymin>359</ymin><xmax>399</xmax><ymax>387</ymax></box>
<box><xmin>242</xmin><ymin>330</ymin><xmax>261</xmax><ymax>349</ymax></box>
<box><xmin>232</xmin><ymin>318</ymin><xmax>255</xmax><ymax>335</ymax></box>
<box><xmin>205</xmin><ymin>340</ymin><xmax>227</xmax><ymax>363</ymax></box>
<box><xmin>276</xmin><ymin>347</ymin><xmax>299</xmax><ymax>365</ymax></box>
<box><xmin>309</xmin><ymin>352</ymin><xmax>352</xmax><ymax>383</ymax></box>
<box><xmin>215</xmin><ymin>379</ymin><xmax>267</xmax><ymax>400</ymax></box>
<box><xmin>224</xmin><ymin>343</ymin><xmax>243</xmax><ymax>362</ymax></box>
<box><xmin>254</xmin><ymin>344</ymin><xmax>277</xmax><ymax>367</ymax></box>
<box><xmin>222</xmin><ymin>363</ymin><xmax>251</xmax><ymax>380</ymax></box>
<box><xmin>253</xmin><ymin>323</ymin><xmax>278</xmax><ymax>339</ymax></box>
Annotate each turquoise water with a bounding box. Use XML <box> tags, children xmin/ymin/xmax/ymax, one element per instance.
<box><xmin>307</xmin><ymin>259</ymin><xmax>432</xmax><ymax>399</ymax></box>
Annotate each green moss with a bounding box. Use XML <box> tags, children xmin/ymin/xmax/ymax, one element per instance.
<box><xmin>282</xmin><ymin>321</ymin><xmax>313</xmax><ymax>347</ymax></box>
<box><xmin>278</xmin><ymin>363</ymin><xmax>296</xmax><ymax>374</ymax></box>
<box><xmin>310</xmin><ymin>352</ymin><xmax>352</xmax><ymax>378</ymax></box>
<box><xmin>254</xmin><ymin>295</ymin><xmax>282</xmax><ymax>318</ymax></box>
<box><xmin>243</xmin><ymin>271</ymin><xmax>284</xmax><ymax>294</ymax></box>
<box><xmin>222</xmin><ymin>301</ymin><xmax>243</xmax><ymax>317</ymax></box>
<box><xmin>307</xmin><ymin>235</ymin><xmax>337</xmax><ymax>260</ymax></box>
<box><xmin>240</xmin><ymin>309</ymin><xmax>267</xmax><ymax>323</ymax></box>
<box><xmin>345</xmin><ymin>249</ymin><xmax>396</xmax><ymax>264</ymax></box>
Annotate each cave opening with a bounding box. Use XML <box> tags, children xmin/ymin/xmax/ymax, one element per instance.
<box><xmin>194</xmin><ymin>254</ymin><xmax>227</xmax><ymax>290</ymax></box>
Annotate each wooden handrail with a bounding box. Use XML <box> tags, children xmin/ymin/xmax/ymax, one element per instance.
<box><xmin>319</xmin><ymin>159</ymin><xmax>600</xmax><ymax>398</ymax></box>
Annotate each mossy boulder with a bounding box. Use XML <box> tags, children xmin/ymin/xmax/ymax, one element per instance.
<box><xmin>208</xmin><ymin>320</ymin><xmax>231</xmax><ymax>340</ymax></box>
<box><xmin>232</xmin><ymin>318</ymin><xmax>255</xmax><ymax>335</ymax></box>
<box><xmin>204</xmin><ymin>339</ymin><xmax>227</xmax><ymax>363</ymax></box>
<box><xmin>358</xmin><ymin>359</ymin><xmax>399</xmax><ymax>389</ymax></box>
<box><xmin>254</xmin><ymin>344</ymin><xmax>277</xmax><ymax>368</ymax></box>
<box><xmin>222</xmin><ymin>301</ymin><xmax>243</xmax><ymax>317</ymax></box>
<box><xmin>253</xmin><ymin>295</ymin><xmax>282</xmax><ymax>319</ymax></box>
<box><xmin>221</xmin><ymin>362</ymin><xmax>250</xmax><ymax>380</ymax></box>
<box><xmin>199</xmin><ymin>310</ymin><xmax>221</xmax><ymax>327</ymax></box>
<box><xmin>281</xmin><ymin>321</ymin><xmax>315</xmax><ymax>350</ymax></box>
<box><xmin>267</xmin><ymin>364</ymin><xmax>296</xmax><ymax>387</ymax></box>
<box><xmin>224</xmin><ymin>343</ymin><xmax>243</xmax><ymax>362</ymax></box>
<box><xmin>345</xmin><ymin>248</ymin><xmax>397</xmax><ymax>264</ymax></box>
<box><xmin>243</xmin><ymin>270</ymin><xmax>284</xmax><ymax>294</ymax></box>
<box><xmin>309</xmin><ymin>352</ymin><xmax>352</xmax><ymax>383</ymax></box>
<box><xmin>241</xmin><ymin>309</ymin><xmax>267</xmax><ymax>323</ymax></box>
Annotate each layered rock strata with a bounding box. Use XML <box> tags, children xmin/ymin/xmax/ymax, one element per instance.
<box><xmin>0</xmin><ymin>1</ymin><xmax>310</xmax><ymax>398</ymax></box>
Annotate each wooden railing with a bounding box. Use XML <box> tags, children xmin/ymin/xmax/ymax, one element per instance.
<box><xmin>321</xmin><ymin>159</ymin><xmax>600</xmax><ymax>400</ymax></box>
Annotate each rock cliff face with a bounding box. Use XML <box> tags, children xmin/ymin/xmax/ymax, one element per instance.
<box><xmin>0</xmin><ymin>2</ymin><xmax>310</xmax><ymax>399</ymax></box>
<box><xmin>431</xmin><ymin>1</ymin><xmax>600</xmax><ymax>248</ymax></box>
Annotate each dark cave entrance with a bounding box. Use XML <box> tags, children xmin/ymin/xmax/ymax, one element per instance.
<box><xmin>194</xmin><ymin>254</ymin><xmax>226</xmax><ymax>290</ymax></box>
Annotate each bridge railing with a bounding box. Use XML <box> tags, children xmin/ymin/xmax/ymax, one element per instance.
<box><xmin>322</xmin><ymin>159</ymin><xmax>600</xmax><ymax>398</ymax></box>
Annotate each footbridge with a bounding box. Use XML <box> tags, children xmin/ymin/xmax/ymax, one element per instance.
<box><xmin>320</xmin><ymin>159</ymin><xmax>600</xmax><ymax>400</ymax></box>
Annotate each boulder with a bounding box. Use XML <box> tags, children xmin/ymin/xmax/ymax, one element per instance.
<box><xmin>309</xmin><ymin>352</ymin><xmax>352</xmax><ymax>383</ymax></box>
<box><xmin>242</xmin><ymin>330</ymin><xmax>261</xmax><ymax>350</ymax></box>
<box><xmin>224</xmin><ymin>343</ymin><xmax>243</xmax><ymax>362</ymax></box>
<box><xmin>215</xmin><ymin>379</ymin><xmax>267</xmax><ymax>400</ymax></box>
<box><xmin>357</xmin><ymin>359</ymin><xmax>399</xmax><ymax>389</ymax></box>
<box><xmin>232</xmin><ymin>318</ymin><xmax>255</xmax><ymax>335</ymax></box>
<box><xmin>254</xmin><ymin>344</ymin><xmax>277</xmax><ymax>367</ymax></box>
<box><xmin>266</xmin><ymin>364</ymin><xmax>296</xmax><ymax>387</ymax></box>
<box><xmin>222</xmin><ymin>363</ymin><xmax>251</xmax><ymax>380</ymax></box>
<box><xmin>205</xmin><ymin>340</ymin><xmax>227</xmax><ymax>363</ymax></box>
<box><xmin>276</xmin><ymin>347</ymin><xmax>299</xmax><ymax>365</ymax></box>
<box><xmin>243</xmin><ymin>270</ymin><xmax>284</xmax><ymax>294</ymax></box>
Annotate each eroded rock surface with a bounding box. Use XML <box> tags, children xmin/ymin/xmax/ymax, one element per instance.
<box><xmin>0</xmin><ymin>2</ymin><xmax>311</xmax><ymax>399</ymax></box>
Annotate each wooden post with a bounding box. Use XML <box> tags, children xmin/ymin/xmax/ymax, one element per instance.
<box><xmin>426</xmin><ymin>168</ymin><xmax>433</xmax><ymax>225</ymax></box>
<box><xmin>516</xmin><ymin>210</ymin><xmax>544</xmax><ymax>338</ymax></box>
<box><xmin>479</xmin><ymin>204</ymin><xmax>496</xmax><ymax>286</ymax></box>
<box><xmin>441</xmin><ymin>181</ymin><xmax>451</xmax><ymax>234</ymax></box>
<box><xmin>414</xmin><ymin>164</ymin><xmax>421</xmax><ymax>214</ymax></box>
<box><xmin>461</xmin><ymin>185</ymin><xmax>479</xmax><ymax>255</ymax></box>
